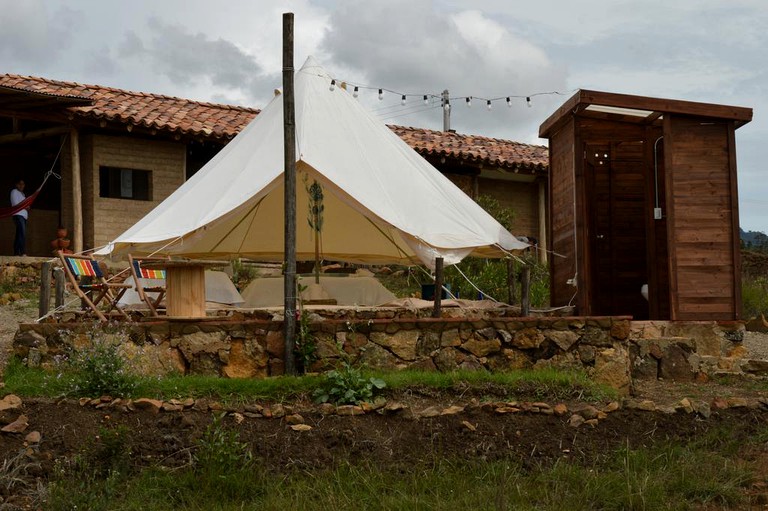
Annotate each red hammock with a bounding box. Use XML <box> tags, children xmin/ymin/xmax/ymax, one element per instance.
<box><xmin>1</xmin><ymin>136</ymin><xmax>66</xmax><ymax>219</ymax></box>
<box><xmin>0</xmin><ymin>185</ymin><xmax>44</xmax><ymax>218</ymax></box>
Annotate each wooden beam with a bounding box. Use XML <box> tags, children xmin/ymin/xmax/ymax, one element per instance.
<box><xmin>0</xmin><ymin>125</ymin><xmax>69</xmax><ymax>145</ymax></box>
<box><xmin>579</xmin><ymin>90</ymin><xmax>752</xmax><ymax>125</ymax></box>
<box><xmin>539</xmin><ymin>90</ymin><xmax>581</xmax><ymax>138</ymax></box>
<box><xmin>70</xmin><ymin>128</ymin><xmax>83</xmax><ymax>254</ymax></box>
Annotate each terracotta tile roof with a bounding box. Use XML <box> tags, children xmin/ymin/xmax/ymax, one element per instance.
<box><xmin>389</xmin><ymin>125</ymin><xmax>548</xmax><ymax>173</ymax></box>
<box><xmin>0</xmin><ymin>73</ymin><xmax>548</xmax><ymax>170</ymax></box>
<box><xmin>0</xmin><ymin>74</ymin><xmax>259</xmax><ymax>140</ymax></box>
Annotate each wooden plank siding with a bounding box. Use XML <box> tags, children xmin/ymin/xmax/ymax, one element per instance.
<box><xmin>548</xmin><ymin>118</ymin><xmax>576</xmax><ymax>307</ymax></box>
<box><xmin>666</xmin><ymin>116</ymin><xmax>739</xmax><ymax>320</ymax></box>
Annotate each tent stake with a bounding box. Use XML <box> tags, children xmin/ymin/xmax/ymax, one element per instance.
<box><xmin>282</xmin><ymin>12</ymin><xmax>297</xmax><ymax>375</ymax></box>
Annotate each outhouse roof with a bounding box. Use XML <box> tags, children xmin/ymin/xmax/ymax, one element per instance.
<box><xmin>539</xmin><ymin>89</ymin><xmax>753</xmax><ymax>138</ymax></box>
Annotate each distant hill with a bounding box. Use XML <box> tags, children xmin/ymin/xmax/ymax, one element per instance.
<box><xmin>741</xmin><ymin>228</ymin><xmax>768</xmax><ymax>250</ymax></box>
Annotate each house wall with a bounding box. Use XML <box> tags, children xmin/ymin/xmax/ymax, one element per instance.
<box><xmin>444</xmin><ymin>172</ymin><xmax>543</xmax><ymax>247</ymax></box>
<box><xmin>478</xmin><ymin>176</ymin><xmax>539</xmax><ymax>240</ymax></box>
<box><xmin>64</xmin><ymin>134</ymin><xmax>186</xmax><ymax>250</ymax></box>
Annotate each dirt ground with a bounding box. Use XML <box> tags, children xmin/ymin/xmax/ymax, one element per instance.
<box><xmin>2</xmin><ymin>296</ymin><xmax>768</xmax><ymax>508</ymax></box>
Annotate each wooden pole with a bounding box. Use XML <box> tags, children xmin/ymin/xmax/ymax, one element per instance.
<box><xmin>38</xmin><ymin>261</ymin><xmax>52</xmax><ymax>318</ymax></box>
<box><xmin>54</xmin><ymin>267</ymin><xmax>65</xmax><ymax>308</ymax></box>
<box><xmin>507</xmin><ymin>259</ymin><xmax>517</xmax><ymax>305</ymax></box>
<box><xmin>521</xmin><ymin>265</ymin><xmax>531</xmax><ymax>316</ymax></box>
<box><xmin>432</xmin><ymin>257</ymin><xmax>444</xmax><ymax>318</ymax></box>
<box><xmin>282</xmin><ymin>12</ymin><xmax>298</xmax><ymax>376</ymax></box>
<box><xmin>70</xmin><ymin>128</ymin><xmax>83</xmax><ymax>253</ymax></box>
<box><xmin>538</xmin><ymin>180</ymin><xmax>548</xmax><ymax>264</ymax></box>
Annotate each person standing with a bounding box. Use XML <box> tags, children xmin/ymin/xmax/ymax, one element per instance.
<box><xmin>10</xmin><ymin>178</ymin><xmax>28</xmax><ymax>256</ymax></box>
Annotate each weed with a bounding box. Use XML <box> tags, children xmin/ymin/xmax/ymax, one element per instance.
<box><xmin>63</xmin><ymin>332</ymin><xmax>138</xmax><ymax>398</ymax></box>
<box><xmin>0</xmin><ymin>447</ymin><xmax>41</xmax><ymax>503</ymax></box>
<box><xmin>313</xmin><ymin>361</ymin><xmax>386</xmax><ymax>405</ymax></box>
<box><xmin>294</xmin><ymin>289</ymin><xmax>318</xmax><ymax>373</ymax></box>
<box><xmin>195</xmin><ymin>413</ymin><xmax>252</xmax><ymax>474</ymax></box>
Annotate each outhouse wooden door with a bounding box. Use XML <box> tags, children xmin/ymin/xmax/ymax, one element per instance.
<box><xmin>585</xmin><ymin>141</ymin><xmax>650</xmax><ymax>319</ymax></box>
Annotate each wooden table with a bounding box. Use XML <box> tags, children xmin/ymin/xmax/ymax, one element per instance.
<box><xmin>143</xmin><ymin>260</ymin><xmax>228</xmax><ymax>318</ymax></box>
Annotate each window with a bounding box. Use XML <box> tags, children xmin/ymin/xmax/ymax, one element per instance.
<box><xmin>99</xmin><ymin>166</ymin><xmax>151</xmax><ymax>200</ymax></box>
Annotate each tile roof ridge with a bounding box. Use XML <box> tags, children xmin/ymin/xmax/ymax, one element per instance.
<box><xmin>1</xmin><ymin>72</ymin><xmax>261</xmax><ymax>113</ymax></box>
<box><xmin>388</xmin><ymin>124</ymin><xmax>547</xmax><ymax>149</ymax></box>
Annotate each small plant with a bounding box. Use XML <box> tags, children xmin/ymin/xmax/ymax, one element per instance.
<box><xmin>295</xmin><ymin>309</ymin><xmax>317</xmax><ymax>372</ymax></box>
<box><xmin>195</xmin><ymin>413</ymin><xmax>252</xmax><ymax>474</ymax></box>
<box><xmin>64</xmin><ymin>334</ymin><xmax>138</xmax><ymax>397</ymax></box>
<box><xmin>231</xmin><ymin>258</ymin><xmax>258</xmax><ymax>291</ymax></box>
<box><xmin>313</xmin><ymin>361</ymin><xmax>386</xmax><ymax>405</ymax></box>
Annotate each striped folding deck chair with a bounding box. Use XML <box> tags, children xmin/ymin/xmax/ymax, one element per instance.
<box><xmin>58</xmin><ymin>251</ymin><xmax>131</xmax><ymax>321</ymax></box>
<box><xmin>127</xmin><ymin>254</ymin><xmax>168</xmax><ymax>317</ymax></box>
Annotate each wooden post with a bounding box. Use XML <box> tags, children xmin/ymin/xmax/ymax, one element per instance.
<box><xmin>70</xmin><ymin>128</ymin><xmax>83</xmax><ymax>253</ymax></box>
<box><xmin>54</xmin><ymin>267</ymin><xmax>65</xmax><ymax>308</ymax></box>
<box><xmin>538</xmin><ymin>180</ymin><xmax>548</xmax><ymax>264</ymax></box>
<box><xmin>432</xmin><ymin>257</ymin><xmax>444</xmax><ymax>318</ymax></box>
<box><xmin>282</xmin><ymin>12</ymin><xmax>298</xmax><ymax>375</ymax></box>
<box><xmin>507</xmin><ymin>259</ymin><xmax>517</xmax><ymax>305</ymax></box>
<box><xmin>38</xmin><ymin>261</ymin><xmax>52</xmax><ymax>318</ymax></box>
<box><xmin>521</xmin><ymin>265</ymin><xmax>531</xmax><ymax>316</ymax></box>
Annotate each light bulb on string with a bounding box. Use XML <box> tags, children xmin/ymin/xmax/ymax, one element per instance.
<box><xmin>423</xmin><ymin>95</ymin><xmax>429</xmax><ymax>105</ymax></box>
<box><xmin>353</xmin><ymin>86</ymin><xmax>359</xmax><ymax>98</ymax></box>
<box><xmin>466</xmin><ymin>97</ymin><xmax>472</xmax><ymax>108</ymax></box>
<box><xmin>329</xmin><ymin>79</ymin><xmax>336</xmax><ymax>92</ymax></box>
<box><xmin>486</xmin><ymin>100</ymin><xmax>492</xmax><ymax>110</ymax></box>
<box><xmin>401</xmin><ymin>94</ymin><xmax>407</xmax><ymax>106</ymax></box>
<box><xmin>526</xmin><ymin>96</ymin><xmax>532</xmax><ymax>108</ymax></box>
<box><xmin>506</xmin><ymin>97</ymin><xmax>512</xmax><ymax>108</ymax></box>
<box><xmin>443</xmin><ymin>99</ymin><xmax>450</xmax><ymax>112</ymax></box>
<box><xmin>378</xmin><ymin>89</ymin><xmax>383</xmax><ymax>100</ymax></box>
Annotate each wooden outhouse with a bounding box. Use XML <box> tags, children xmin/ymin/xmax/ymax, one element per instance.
<box><xmin>539</xmin><ymin>90</ymin><xmax>752</xmax><ymax>321</ymax></box>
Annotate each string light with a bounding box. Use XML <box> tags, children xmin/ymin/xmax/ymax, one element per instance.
<box><xmin>325</xmin><ymin>76</ymin><xmax>569</xmax><ymax>112</ymax></box>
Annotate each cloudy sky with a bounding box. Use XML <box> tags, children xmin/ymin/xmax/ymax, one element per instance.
<box><xmin>1</xmin><ymin>0</ymin><xmax>766</xmax><ymax>231</ymax></box>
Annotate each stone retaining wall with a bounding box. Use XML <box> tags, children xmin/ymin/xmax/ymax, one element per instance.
<box><xmin>13</xmin><ymin>313</ymin><xmax>759</xmax><ymax>396</ymax></box>
<box><xmin>14</xmin><ymin>313</ymin><xmax>634</xmax><ymax>394</ymax></box>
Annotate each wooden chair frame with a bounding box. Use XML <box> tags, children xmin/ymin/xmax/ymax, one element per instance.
<box><xmin>127</xmin><ymin>254</ymin><xmax>168</xmax><ymax>317</ymax></box>
<box><xmin>57</xmin><ymin>251</ymin><xmax>131</xmax><ymax>321</ymax></box>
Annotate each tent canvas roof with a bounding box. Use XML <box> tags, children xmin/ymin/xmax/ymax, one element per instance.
<box><xmin>99</xmin><ymin>57</ymin><xmax>527</xmax><ymax>266</ymax></box>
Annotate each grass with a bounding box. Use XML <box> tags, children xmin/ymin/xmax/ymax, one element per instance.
<box><xmin>2</xmin><ymin>357</ymin><xmax>614</xmax><ymax>403</ymax></box>
<box><xmin>41</xmin><ymin>435</ymin><xmax>757</xmax><ymax>510</ymax></box>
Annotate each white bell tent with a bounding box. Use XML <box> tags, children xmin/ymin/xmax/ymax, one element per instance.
<box><xmin>99</xmin><ymin>57</ymin><xmax>527</xmax><ymax>266</ymax></box>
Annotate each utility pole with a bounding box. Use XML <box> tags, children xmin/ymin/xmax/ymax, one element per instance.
<box><xmin>442</xmin><ymin>89</ymin><xmax>450</xmax><ymax>131</ymax></box>
<box><xmin>282</xmin><ymin>12</ymin><xmax>297</xmax><ymax>375</ymax></box>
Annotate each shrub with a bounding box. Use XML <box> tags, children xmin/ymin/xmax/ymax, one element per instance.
<box><xmin>742</xmin><ymin>276</ymin><xmax>768</xmax><ymax>319</ymax></box>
